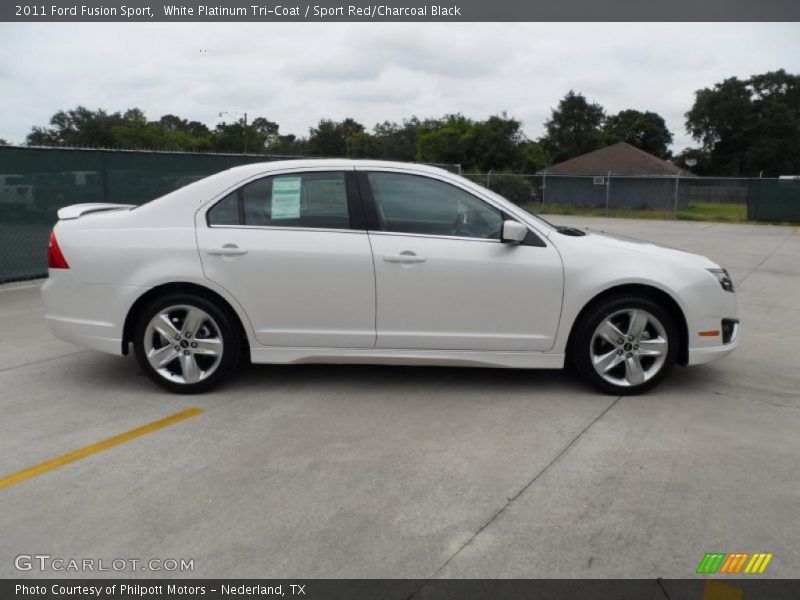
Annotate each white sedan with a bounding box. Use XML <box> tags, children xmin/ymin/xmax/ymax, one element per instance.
<box><xmin>42</xmin><ymin>160</ymin><xmax>739</xmax><ymax>394</ymax></box>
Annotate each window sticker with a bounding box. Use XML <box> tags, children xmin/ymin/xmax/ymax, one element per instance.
<box><xmin>271</xmin><ymin>177</ymin><xmax>302</xmax><ymax>219</ymax></box>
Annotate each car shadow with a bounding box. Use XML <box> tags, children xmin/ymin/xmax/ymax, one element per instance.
<box><xmin>61</xmin><ymin>352</ymin><xmax>735</xmax><ymax>401</ymax></box>
<box><xmin>233</xmin><ymin>361</ymin><xmax>580</xmax><ymax>394</ymax></box>
<box><xmin>67</xmin><ymin>352</ymin><xmax>589</xmax><ymax>397</ymax></box>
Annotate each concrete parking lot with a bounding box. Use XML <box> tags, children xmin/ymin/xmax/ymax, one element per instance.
<box><xmin>0</xmin><ymin>216</ymin><xmax>798</xmax><ymax>580</ymax></box>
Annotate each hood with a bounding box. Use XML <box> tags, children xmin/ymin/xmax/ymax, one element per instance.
<box><xmin>568</xmin><ymin>227</ymin><xmax>720</xmax><ymax>269</ymax></box>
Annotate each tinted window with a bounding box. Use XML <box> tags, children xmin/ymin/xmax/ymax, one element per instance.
<box><xmin>367</xmin><ymin>172</ymin><xmax>503</xmax><ymax>239</ymax></box>
<box><xmin>208</xmin><ymin>172</ymin><xmax>350</xmax><ymax>230</ymax></box>
<box><xmin>207</xmin><ymin>192</ymin><xmax>239</xmax><ymax>225</ymax></box>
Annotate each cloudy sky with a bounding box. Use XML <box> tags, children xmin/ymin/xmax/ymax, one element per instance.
<box><xmin>1</xmin><ymin>22</ymin><xmax>799</xmax><ymax>151</ymax></box>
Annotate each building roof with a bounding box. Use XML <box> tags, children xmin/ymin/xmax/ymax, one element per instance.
<box><xmin>544</xmin><ymin>142</ymin><xmax>692</xmax><ymax>176</ymax></box>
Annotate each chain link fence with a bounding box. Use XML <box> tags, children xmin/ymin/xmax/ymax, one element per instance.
<box><xmin>1</xmin><ymin>146</ymin><xmax>797</xmax><ymax>283</ymax></box>
<box><xmin>465</xmin><ymin>172</ymin><xmax>800</xmax><ymax>222</ymax></box>
<box><xmin>0</xmin><ymin>146</ymin><xmax>299</xmax><ymax>283</ymax></box>
<box><xmin>0</xmin><ymin>146</ymin><xmax>460</xmax><ymax>283</ymax></box>
<box><xmin>747</xmin><ymin>178</ymin><xmax>800</xmax><ymax>222</ymax></box>
<box><xmin>464</xmin><ymin>172</ymin><xmax>756</xmax><ymax>209</ymax></box>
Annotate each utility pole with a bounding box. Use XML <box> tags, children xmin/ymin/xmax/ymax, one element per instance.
<box><xmin>541</xmin><ymin>170</ymin><xmax>547</xmax><ymax>204</ymax></box>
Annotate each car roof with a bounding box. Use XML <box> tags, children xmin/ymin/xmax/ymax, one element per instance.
<box><xmin>125</xmin><ymin>158</ymin><xmax>554</xmax><ymax>237</ymax></box>
<box><xmin>221</xmin><ymin>159</ymin><xmax>454</xmax><ymax>177</ymax></box>
<box><xmin>132</xmin><ymin>160</ymin><xmax>457</xmax><ymax>223</ymax></box>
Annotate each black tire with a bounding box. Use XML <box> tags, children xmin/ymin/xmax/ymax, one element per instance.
<box><xmin>571</xmin><ymin>295</ymin><xmax>679</xmax><ymax>396</ymax></box>
<box><xmin>133</xmin><ymin>292</ymin><xmax>241</xmax><ymax>394</ymax></box>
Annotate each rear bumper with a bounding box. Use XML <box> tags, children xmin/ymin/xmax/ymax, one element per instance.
<box><xmin>45</xmin><ymin>314</ymin><xmax>123</xmax><ymax>355</ymax></box>
<box><xmin>41</xmin><ymin>270</ymin><xmax>143</xmax><ymax>356</ymax></box>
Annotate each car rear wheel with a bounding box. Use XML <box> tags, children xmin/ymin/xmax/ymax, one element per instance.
<box><xmin>572</xmin><ymin>296</ymin><xmax>678</xmax><ymax>395</ymax></box>
<box><xmin>133</xmin><ymin>293</ymin><xmax>241</xmax><ymax>394</ymax></box>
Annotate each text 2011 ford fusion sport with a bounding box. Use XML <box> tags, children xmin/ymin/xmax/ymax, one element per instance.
<box><xmin>42</xmin><ymin>160</ymin><xmax>739</xmax><ymax>395</ymax></box>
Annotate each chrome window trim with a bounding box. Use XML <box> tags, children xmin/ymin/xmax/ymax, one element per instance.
<box><xmin>206</xmin><ymin>224</ymin><xmax>364</xmax><ymax>235</ymax></box>
<box><xmin>365</xmin><ymin>230</ymin><xmax>502</xmax><ymax>244</ymax></box>
<box><xmin>206</xmin><ymin>224</ymin><xmax>501</xmax><ymax>243</ymax></box>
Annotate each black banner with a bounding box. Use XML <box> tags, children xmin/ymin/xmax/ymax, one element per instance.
<box><xmin>3</xmin><ymin>0</ymin><xmax>800</xmax><ymax>22</ymax></box>
<box><xmin>4</xmin><ymin>580</ymin><xmax>800</xmax><ymax>600</ymax></box>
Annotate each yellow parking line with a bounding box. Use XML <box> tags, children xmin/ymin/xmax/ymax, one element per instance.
<box><xmin>0</xmin><ymin>408</ymin><xmax>203</xmax><ymax>491</ymax></box>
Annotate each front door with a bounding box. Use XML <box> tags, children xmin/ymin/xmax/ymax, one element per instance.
<box><xmin>361</xmin><ymin>170</ymin><xmax>563</xmax><ymax>351</ymax></box>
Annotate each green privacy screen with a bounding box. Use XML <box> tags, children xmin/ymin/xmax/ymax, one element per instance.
<box><xmin>0</xmin><ymin>146</ymin><xmax>458</xmax><ymax>283</ymax></box>
<box><xmin>747</xmin><ymin>178</ymin><xmax>800</xmax><ymax>223</ymax></box>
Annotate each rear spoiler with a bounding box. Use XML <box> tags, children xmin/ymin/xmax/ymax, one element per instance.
<box><xmin>57</xmin><ymin>203</ymin><xmax>137</xmax><ymax>220</ymax></box>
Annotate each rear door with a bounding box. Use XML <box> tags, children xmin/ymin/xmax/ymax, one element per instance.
<box><xmin>197</xmin><ymin>169</ymin><xmax>376</xmax><ymax>348</ymax></box>
<box><xmin>359</xmin><ymin>169</ymin><xmax>563</xmax><ymax>351</ymax></box>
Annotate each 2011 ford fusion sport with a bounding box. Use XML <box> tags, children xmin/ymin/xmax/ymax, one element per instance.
<box><xmin>42</xmin><ymin>160</ymin><xmax>739</xmax><ymax>394</ymax></box>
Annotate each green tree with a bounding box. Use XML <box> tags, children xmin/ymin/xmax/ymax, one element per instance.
<box><xmin>685</xmin><ymin>70</ymin><xmax>800</xmax><ymax>175</ymax></box>
<box><xmin>306</xmin><ymin>118</ymin><xmax>365</xmax><ymax>157</ymax></box>
<box><xmin>604</xmin><ymin>109</ymin><xmax>673</xmax><ymax>158</ymax></box>
<box><xmin>416</xmin><ymin>114</ymin><xmax>474</xmax><ymax>167</ymax></box>
<box><xmin>27</xmin><ymin>106</ymin><xmax>123</xmax><ymax>147</ymax></box>
<box><xmin>417</xmin><ymin>113</ymin><xmax>549</xmax><ymax>172</ymax></box>
<box><xmin>517</xmin><ymin>141</ymin><xmax>550</xmax><ymax>173</ymax></box>
<box><xmin>265</xmin><ymin>133</ymin><xmax>309</xmax><ymax>156</ymax></box>
<box><xmin>159</xmin><ymin>114</ymin><xmax>211</xmax><ymax>138</ymax></box>
<box><xmin>540</xmin><ymin>91</ymin><xmax>607</xmax><ymax>163</ymax></box>
<box><xmin>26</xmin><ymin>106</ymin><xmax>288</xmax><ymax>153</ymax></box>
<box><xmin>672</xmin><ymin>147</ymin><xmax>712</xmax><ymax>175</ymax></box>
<box><xmin>211</xmin><ymin>116</ymin><xmax>280</xmax><ymax>153</ymax></box>
<box><xmin>349</xmin><ymin>118</ymin><xmax>420</xmax><ymax>161</ymax></box>
<box><xmin>157</xmin><ymin>114</ymin><xmax>214</xmax><ymax>151</ymax></box>
<box><xmin>0</xmin><ymin>138</ymin><xmax>9</xmax><ymax>146</ymax></box>
<box><xmin>463</xmin><ymin>113</ymin><xmax>528</xmax><ymax>171</ymax></box>
<box><xmin>486</xmin><ymin>173</ymin><xmax>534</xmax><ymax>205</ymax></box>
<box><xmin>110</xmin><ymin>108</ymin><xmax>165</xmax><ymax>149</ymax></box>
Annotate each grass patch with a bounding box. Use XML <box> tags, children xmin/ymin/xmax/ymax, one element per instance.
<box><xmin>525</xmin><ymin>202</ymin><xmax>749</xmax><ymax>223</ymax></box>
<box><xmin>677</xmin><ymin>203</ymin><xmax>747</xmax><ymax>222</ymax></box>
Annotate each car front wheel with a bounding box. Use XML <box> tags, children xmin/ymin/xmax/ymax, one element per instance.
<box><xmin>133</xmin><ymin>293</ymin><xmax>241</xmax><ymax>394</ymax></box>
<box><xmin>572</xmin><ymin>296</ymin><xmax>678</xmax><ymax>395</ymax></box>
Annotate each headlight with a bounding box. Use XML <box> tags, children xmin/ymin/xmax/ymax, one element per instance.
<box><xmin>707</xmin><ymin>268</ymin><xmax>735</xmax><ymax>293</ymax></box>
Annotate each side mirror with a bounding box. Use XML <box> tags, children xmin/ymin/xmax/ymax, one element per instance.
<box><xmin>501</xmin><ymin>220</ymin><xmax>527</xmax><ymax>244</ymax></box>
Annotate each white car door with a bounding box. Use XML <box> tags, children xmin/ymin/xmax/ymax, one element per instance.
<box><xmin>197</xmin><ymin>169</ymin><xmax>376</xmax><ymax>348</ymax></box>
<box><xmin>360</xmin><ymin>170</ymin><xmax>563</xmax><ymax>351</ymax></box>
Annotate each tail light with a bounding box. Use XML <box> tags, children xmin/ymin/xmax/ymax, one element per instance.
<box><xmin>48</xmin><ymin>230</ymin><xmax>70</xmax><ymax>269</ymax></box>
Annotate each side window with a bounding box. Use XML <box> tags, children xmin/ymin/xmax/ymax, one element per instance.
<box><xmin>207</xmin><ymin>192</ymin><xmax>239</xmax><ymax>225</ymax></box>
<box><xmin>367</xmin><ymin>172</ymin><xmax>503</xmax><ymax>239</ymax></box>
<box><xmin>208</xmin><ymin>171</ymin><xmax>351</xmax><ymax>230</ymax></box>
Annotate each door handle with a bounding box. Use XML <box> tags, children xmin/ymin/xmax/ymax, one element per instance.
<box><xmin>207</xmin><ymin>244</ymin><xmax>248</xmax><ymax>256</ymax></box>
<box><xmin>383</xmin><ymin>252</ymin><xmax>427</xmax><ymax>264</ymax></box>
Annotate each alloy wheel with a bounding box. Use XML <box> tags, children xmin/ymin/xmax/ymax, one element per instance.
<box><xmin>143</xmin><ymin>304</ymin><xmax>224</xmax><ymax>385</ymax></box>
<box><xmin>590</xmin><ymin>308</ymin><xmax>668</xmax><ymax>388</ymax></box>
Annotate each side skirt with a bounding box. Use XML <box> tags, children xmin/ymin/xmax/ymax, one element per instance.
<box><xmin>249</xmin><ymin>347</ymin><xmax>565</xmax><ymax>369</ymax></box>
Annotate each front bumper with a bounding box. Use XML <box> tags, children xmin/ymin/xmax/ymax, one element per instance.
<box><xmin>680</xmin><ymin>271</ymin><xmax>739</xmax><ymax>366</ymax></box>
<box><xmin>688</xmin><ymin>339</ymin><xmax>738</xmax><ymax>365</ymax></box>
<box><xmin>686</xmin><ymin>316</ymin><xmax>739</xmax><ymax>366</ymax></box>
